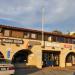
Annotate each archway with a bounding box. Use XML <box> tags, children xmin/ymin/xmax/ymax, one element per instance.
<box><xmin>66</xmin><ymin>52</ymin><xmax>75</xmax><ymax>66</ymax></box>
<box><xmin>12</xmin><ymin>49</ymin><xmax>31</xmax><ymax>64</ymax></box>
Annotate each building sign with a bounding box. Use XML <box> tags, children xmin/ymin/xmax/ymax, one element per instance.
<box><xmin>28</xmin><ymin>41</ymin><xmax>41</xmax><ymax>46</ymax></box>
<box><xmin>45</xmin><ymin>42</ymin><xmax>60</xmax><ymax>48</ymax></box>
<box><xmin>45</xmin><ymin>42</ymin><xmax>62</xmax><ymax>50</ymax></box>
<box><xmin>0</xmin><ymin>38</ymin><xmax>24</xmax><ymax>44</ymax></box>
<box><xmin>64</xmin><ymin>44</ymin><xmax>72</xmax><ymax>49</ymax></box>
<box><xmin>45</xmin><ymin>42</ymin><xmax>73</xmax><ymax>50</ymax></box>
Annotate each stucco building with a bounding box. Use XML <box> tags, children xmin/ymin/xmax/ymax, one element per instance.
<box><xmin>0</xmin><ymin>25</ymin><xmax>75</xmax><ymax>69</ymax></box>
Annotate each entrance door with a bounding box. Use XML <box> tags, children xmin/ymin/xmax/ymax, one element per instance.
<box><xmin>42</xmin><ymin>51</ymin><xmax>60</xmax><ymax>67</ymax></box>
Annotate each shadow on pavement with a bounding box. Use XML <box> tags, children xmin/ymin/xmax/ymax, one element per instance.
<box><xmin>73</xmin><ymin>72</ymin><xmax>75</xmax><ymax>75</ymax></box>
<box><xmin>14</xmin><ymin>64</ymin><xmax>40</xmax><ymax>75</ymax></box>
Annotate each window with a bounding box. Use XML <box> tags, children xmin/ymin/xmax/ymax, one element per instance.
<box><xmin>68</xmin><ymin>39</ymin><xmax>72</xmax><ymax>44</ymax></box>
<box><xmin>72</xmin><ymin>39</ymin><xmax>75</xmax><ymax>44</ymax></box>
<box><xmin>24</xmin><ymin>32</ymin><xmax>30</xmax><ymax>38</ymax></box>
<box><xmin>37</xmin><ymin>34</ymin><xmax>42</xmax><ymax>40</ymax></box>
<box><xmin>0</xmin><ymin>28</ymin><xmax>2</xmax><ymax>33</ymax></box>
<box><xmin>56</xmin><ymin>37</ymin><xmax>64</xmax><ymax>43</ymax></box>
<box><xmin>44</xmin><ymin>34</ymin><xmax>48</xmax><ymax>41</ymax></box>
<box><xmin>51</xmin><ymin>36</ymin><xmax>57</xmax><ymax>42</ymax></box>
<box><xmin>64</xmin><ymin>38</ymin><xmax>69</xmax><ymax>43</ymax></box>
<box><xmin>12</xmin><ymin>30</ymin><xmax>23</xmax><ymax>38</ymax></box>
<box><xmin>31</xmin><ymin>33</ymin><xmax>36</xmax><ymax>39</ymax></box>
<box><xmin>4</xmin><ymin>30</ymin><xmax>10</xmax><ymax>37</ymax></box>
<box><xmin>0</xmin><ymin>28</ymin><xmax>3</xmax><ymax>36</ymax></box>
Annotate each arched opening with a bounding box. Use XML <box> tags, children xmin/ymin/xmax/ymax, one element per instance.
<box><xmin>66</xmin><ymin>52</ymin><xmax>75</xmax><ymax>66</ymax></box>
<box><xmin>12</xmin><ymin>49</ymin><xmax>31</xmax><ymax>64</ymax></box>
<box><xmin>0</xmin><ymin>52</ymin><xmax>4</xmax><ymax>58</ymax></box>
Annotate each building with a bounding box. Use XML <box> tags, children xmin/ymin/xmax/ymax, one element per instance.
<box><xmin>69</xmin><ymin>32</ymin><xmax>75</xmax><ymax>35</ymax></box>
<box><xmin>0</xmin><ymin>25</ymin><xmax>75</xmax><ymax>68</ymax></box>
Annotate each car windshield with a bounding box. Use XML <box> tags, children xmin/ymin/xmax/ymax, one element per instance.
<box><xmin>0</xmin><ymin>59</ymin><xmax>11</xmax><ymax>64</ymax></box>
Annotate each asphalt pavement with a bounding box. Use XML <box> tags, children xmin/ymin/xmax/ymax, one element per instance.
<box><xmin>14</xmin><ymin>66</ymin><xmax>75</xmax><ymax>75</ymax></box>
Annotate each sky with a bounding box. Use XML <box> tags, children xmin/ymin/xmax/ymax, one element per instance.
<box><xmin>0</xmin><ymin>0</ymin><xmax>75</xmax><ymax>33</ymax></box>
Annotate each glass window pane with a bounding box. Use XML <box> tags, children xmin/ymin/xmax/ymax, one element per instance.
<box><xmin>68</xmin><ymin>39</ymin><xmax>72</xmax><ymax>44</ymax></box>
<box><xmin>56</xmin><ymin>37</ymin><xmax>64</xmax><ymax>43</ymax></box>
<box><xmin>64</xmin><ymin>38</ymin><xmax>69</xmax><ymax>43</ymax></box>
<box><xmin>52</xmin><ymin>36</ymin><xmax>57</xmax><ymax>42</ymax></box>
<box><xmin>4</xmin><ymin>30</ymin><xmax>10</xmax><ymax>36</ymax></box>
<box><xmin>0</xmin><ymin>28</ymin><xmax>2</xmax><ymax>33</ymax></box>
<box><xmin>31</xmin><ymin>33</ymin><xmax>36</xmax><ymax>39</ymax></box>
<box><xmin>24</xmin><ymin>32</ymin><xmax>30</xmax><ymax>38</ymax></box>
<box><xmin>38</xmin><ymin>34</ymin><xmax>42</xmax><ymax>40</ymax></box>
<box><xmin>72</xmin><ymin>39</ymin><xmax>75</xmax><ymax>44</ymax></box>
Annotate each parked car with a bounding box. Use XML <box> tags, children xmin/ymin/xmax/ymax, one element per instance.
<box><xmin>0</xmin><ymin>58</ymin><xmax>15</xmax><ymax>75</ymax></box>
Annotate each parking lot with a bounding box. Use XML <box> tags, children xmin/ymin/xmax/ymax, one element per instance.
<box><xmin>1</xmin><ymin>64</ymin><xmax>75</xmax><ymax>75</ymax></box>
<box><xmin>13</xmin><ymin>66</ymin><xmax>75</xmax><ymax>75</ymax></box>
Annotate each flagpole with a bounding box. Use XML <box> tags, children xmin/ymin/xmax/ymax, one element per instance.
<box><xmin>41</xmin><ymin>0</ymin><xmax>45</xmax><ymax>47</ymax></box>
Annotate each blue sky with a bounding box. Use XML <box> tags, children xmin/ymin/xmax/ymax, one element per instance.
<box><xmin>0</xmin><ymin>0</ymin><xmax>75</xmax><ymax>33</ymax></box>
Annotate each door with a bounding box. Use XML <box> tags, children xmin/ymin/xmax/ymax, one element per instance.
<box><xmin>42</xmin><ymin>51</ymin><xmax>60</xmax><ymax>67</ymax></box>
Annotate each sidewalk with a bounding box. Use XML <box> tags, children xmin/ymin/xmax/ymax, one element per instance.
<box><xmin>29</xmin><ymin>66</ymin><xmax>75</xmax><ymax>75</ymax></box>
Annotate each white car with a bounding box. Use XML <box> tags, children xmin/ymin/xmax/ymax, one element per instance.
<box><xmin>0</xmin><ymin>58</ymin><xmax>15</xmax><ymax>75</ymax></box>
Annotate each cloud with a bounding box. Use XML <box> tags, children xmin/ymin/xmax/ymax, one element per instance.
<box><xmin>0</xmin><ymin>0</ymin><xmax>33</xmax><ymax>16</ymax></box>
<box><xmin>44</xmin><ymin>0</ymin><xmax>75</xmax><ymax>24</ymax></box>
<box><xmin>0</xmin><ymin>0</ymin><xmax>75</xmax><ymax>31</ymax></box>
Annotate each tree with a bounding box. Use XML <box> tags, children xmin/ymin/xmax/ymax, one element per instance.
<box><xmin>52</xmin><ymin>30</ymin><xmax>63</xmax><ymax>35</ymax></box>
<box><xmin>67</xmin><ymin>32</ymin><xmax>75</xmax><ymax>35</ymax></box>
